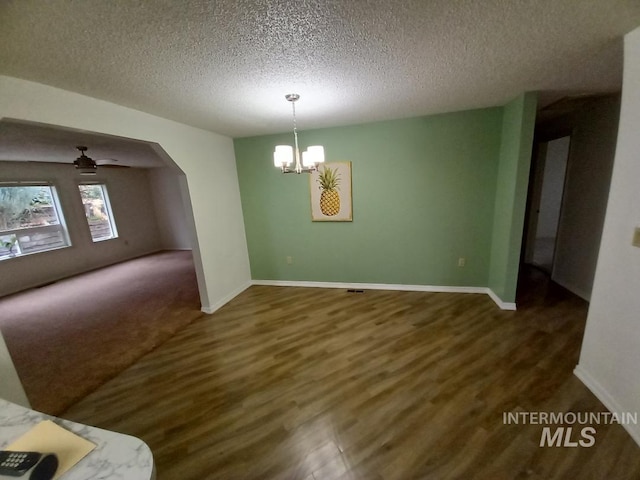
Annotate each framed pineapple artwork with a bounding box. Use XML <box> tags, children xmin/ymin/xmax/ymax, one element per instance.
<box><xmin>309</xmin><ymin>161</ymin><xmax>352</xmax><ymax>221</ymax></box>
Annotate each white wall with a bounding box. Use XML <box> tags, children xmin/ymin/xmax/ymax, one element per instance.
<box><xmin>148</xmin><ymin>167</ymin><xmax>192</xmax><ymax>250</ymax></box>
<box><xmin>575</xmin><ymin>26</ymin><xmax>640</xmax><ymax>447</ymax></box>
<box><xmin>0</xmin><ymin>161</ymin><xmax>163</xmax><ymax>297</ymax></box>
<box><xmin>0</xmin><ymin>75</ymin><xmax>251</xmax><ymax>403</ymax></box>
<box><xmin>550</xmin><ymin>96</ymin><xmax>620</xmax><ymax>300</ymax></box>
<box><xmin>0</xmin><ymin>332</ymin><xmax>29</xmax><ymax>407</ymax></box>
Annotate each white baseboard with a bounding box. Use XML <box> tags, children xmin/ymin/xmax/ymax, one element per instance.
<box><xmin>251</xmin><ymin>280</ymin><xmax>516</xmax><ymax>310</ymax></box>
<box><xmin>574</xmin><ymin>364</ymin><xmax>640</xmax><ymax>447</ymax></box>
<box><xmin>487</xmin><ymin>289</ymin><xmax>517</xmax><ymax>310</ymax></box>
<box><xmin>201</xmin><ymin>281</ymin><xmax>252</xmax><ymax>314</ymax></box>
<box><xmin>198</xmin><ymin>281</ymin><xmax>518</xmax><ymax>313</ymax></box>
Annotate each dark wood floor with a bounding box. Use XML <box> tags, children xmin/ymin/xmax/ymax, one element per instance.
<box><xmin>62</xmin><ymin>270</ymin><xmax>640</xmax><ymax>479</ymax></box>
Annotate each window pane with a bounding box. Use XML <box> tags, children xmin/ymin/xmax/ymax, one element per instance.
<box><xmin>17</xmin><ymin>228</ymin><xmax>68</xmax><ymax>254</ymax></box>
<box><xmin>0</xmin><ymin>185</ymin><xmax>69</xmax><ymax>260</ymax></box>
<box><xmin>0</xmin><ymin>186</ymin><xmax>60</xmax><ymax>230</ymax></box>
<box><xmin>79</xmin><ymin>184</ymin><xmax>117</xmax><ymax>242</ymax></box>
<box><xmin>0</xmin><ymin>234</ymin><xmax>21</xmax><ymax>259</ymax></box>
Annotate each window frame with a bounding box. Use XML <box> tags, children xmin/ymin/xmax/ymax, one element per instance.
<box><xmin>78</xmin><ymin>182</ymin><xmax>119</xmax><ymax>243</ymax></box>
<box><xmin>0</xmin><ymin>182</ymin><xmax>71</xmax><ymax>261</ymax></box>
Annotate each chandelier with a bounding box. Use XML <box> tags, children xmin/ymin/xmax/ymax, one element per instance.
<box><xmin>273</xmin><ymin>94</ymin><xmax>325</xmax><ymax>174</ymax></box>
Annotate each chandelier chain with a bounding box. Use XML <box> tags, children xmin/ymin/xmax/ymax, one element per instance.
<box><xmin>292</xmin><ymin>99</ymin><xmax>299</xmax><ymax>154</ymax></box>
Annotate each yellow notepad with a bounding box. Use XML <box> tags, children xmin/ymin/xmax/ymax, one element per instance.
<box><xmin>6</xmin><ymin>420</ymin><xmax>96</xmax><ymax>480</ymax></box>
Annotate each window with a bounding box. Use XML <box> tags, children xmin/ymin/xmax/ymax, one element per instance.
<box><xmin>0</xmin><ymin>185</ymin><xmax>70</xmax><ymax>260</ymax></box>
<box><xmin>78</xmin><ymin>184</ymin><xmax>118</xmax><ymax>242</ymax></box>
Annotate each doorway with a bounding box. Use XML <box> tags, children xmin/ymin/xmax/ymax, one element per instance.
<box><xmin>525</xmin><ymin>136</ymin><xmax>570</xmax><ymax>274</ymax></box>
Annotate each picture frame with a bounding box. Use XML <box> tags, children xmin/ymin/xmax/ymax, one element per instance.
<box><xmin>309</xmin><ymin>161</ymin><xmax>352</xmax><ymax>222</ymax></box>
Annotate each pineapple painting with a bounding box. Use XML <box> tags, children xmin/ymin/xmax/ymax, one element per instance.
<box><xmin>310</xmin><ymin>162</ymin><xmax>352</xmax><ymax>221</ymax></box>
<box><xmin>317</xmin><ymin>166</ymin><xmax>341</xmax><ymax>216</ymax></box>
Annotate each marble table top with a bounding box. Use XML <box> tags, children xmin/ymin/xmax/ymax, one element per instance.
<box><xmin>0</xmin><ymin>399</ymin><xmax>155</xmax><ymax>480</ymax></box>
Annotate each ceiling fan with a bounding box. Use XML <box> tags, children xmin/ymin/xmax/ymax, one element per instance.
<box><xmin>73</xmin><ymin>146</ymin><xmax>129</xmax><ymax>175</ymax></box>
<box><xmin>74</xmin><ymin>146</ymin><xmax>96</xmax><ymax>175</ymax></box>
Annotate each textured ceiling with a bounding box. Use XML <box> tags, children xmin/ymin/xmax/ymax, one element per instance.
<box><xmin>1</xmin><ymin>0</ymin><xmax>639</xmax><ymax>138</ymax></box>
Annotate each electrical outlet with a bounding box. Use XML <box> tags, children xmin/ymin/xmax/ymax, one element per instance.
<box><xmin>633</xmin><ymin>227</ymin><xmax>640</xmax><ymax>248</ymax></box>
<box><xmin>286</xmin><ymin>256</ymin><xmax>293</xmax><ymax>264</ymax></box>
<box><xmin>458</xmin><ymin>257</ymin><xmax>466</xmax><ymax>267</ymax></box>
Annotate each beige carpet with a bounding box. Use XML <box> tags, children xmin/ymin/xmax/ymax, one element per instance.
<box><xmin>0</xmin><ymin>250</ymin><xmax>203</xmax><ymax>415</ymax></box>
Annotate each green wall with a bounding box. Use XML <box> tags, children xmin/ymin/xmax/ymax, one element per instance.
<box><xmin>235</xmin><ymin>108</ymin><xmax>505</xmax><ymax>288</ymax></box>
<box><xmin>488</xmin><ymin>93</ymin><xmax>538</xmax><ymax>302</ymax></box>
